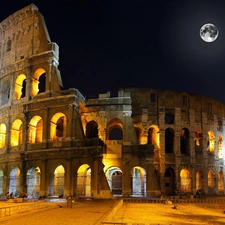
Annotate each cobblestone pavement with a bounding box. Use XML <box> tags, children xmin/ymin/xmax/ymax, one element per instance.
<box><xmin>0</xmin><ymin>198</ymin><xmax>116</xmax><ymax>225</ymax></box>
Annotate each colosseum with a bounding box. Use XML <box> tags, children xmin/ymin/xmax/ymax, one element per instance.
<box><xmin>0</xmin><ymin>4</ymin><xmax>224</xmax><ymax>200</ymax></box>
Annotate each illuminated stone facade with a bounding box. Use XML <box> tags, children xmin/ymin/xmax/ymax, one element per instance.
<box><xmin>0</xmin><ymin>4</ymin><xmax>224</xmax><ymax>199</ymax></box>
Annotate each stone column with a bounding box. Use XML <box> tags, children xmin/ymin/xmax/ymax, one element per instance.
<box><xmin>122</xmin><ymin>160</ymin><xmax>131</xmax><ymax>196</ymax></box>
<box><xmin>42</xmin><ymin>107</ymin><xmax>49</xmax><ymax>148</ymax></box>
<box><xmin>40</xmin><ymin>160</ymin><xmax>47</xmax><ymax>197</ymax></box>
<box><xmin>64</xmin><ymin>158</ymin><xmax>72</xmax><ymax>197</ymax></box>
<box><xmin>67</xmin><ymin>104</ymin><xmax>74</xmax><ymax>141</ymax></box>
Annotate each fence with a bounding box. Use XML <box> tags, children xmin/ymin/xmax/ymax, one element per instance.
<box><xmin>0</xmin><ymin>201</ymin><xmax>60</xmax><ymax>218</ymax></box>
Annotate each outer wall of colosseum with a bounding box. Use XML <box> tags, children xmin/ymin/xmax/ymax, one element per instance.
<box><xmin>0</xmin><ymin>4</ymin><xmax>224</xmax><ymax>199</ymax></box>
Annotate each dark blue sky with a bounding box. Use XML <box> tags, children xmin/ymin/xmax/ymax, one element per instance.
<box><xmin>2</xmin><ymin>0</ymin><xmax>225</xmax><ymax>102</ymax></box>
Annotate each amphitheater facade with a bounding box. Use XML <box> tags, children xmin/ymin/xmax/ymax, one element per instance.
<box><xmin>0</xmin><ymin>4</ymin><xmax>224</xmax><ymax>199</ymax></box>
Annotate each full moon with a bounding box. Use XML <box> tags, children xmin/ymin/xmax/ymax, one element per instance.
<box><xmin>200</xmin><ymin>23</ymin><xmax>219</xmax><ymax>42</ymax></box>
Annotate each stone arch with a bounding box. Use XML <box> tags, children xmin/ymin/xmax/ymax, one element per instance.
<box><xmin>180</xmin><ymin>128</ymin><xmax>190</xmax><ymax>154</ymax></box>
<box><xmin>11</xmin><ymin>119</ymin><xmax>23</xmax><ymax>146</ymax></box>
<box><xmin>28</xmin><ymin>116</ymin><xmax>43</xmax><ymax>143</ymax></box>
<box><xmin>207</xmin><ymin>131</ymin><xmax>215</xmax><ymax>153</ymax></box>
<box><xmin>218</xmin><ymin>170</ymin><xmax>224</xmax><ymax>193</ymax></box>
<box><xmin>180</xmin><ymin>168</ymin><xmax>191</xmax><ymax>193</ymax></box>
<box><xmin>134</xmin><ymin>126</ymin><xmax>141</xmax><ymax>144</ymax></box>
<box><xmin>164</xmin><ymin>168</ymin><xmax>175</xmax><ymax>195</ymax></box>
<box><xmin>77</xmin><ymin>164</ymin><xmax>91</xmax><ymax>197</ymax></box>
<box><xmin>107</xmin><ymin>118</ymin><xmax>123</xmax><ymax>140</ymax></box>
<box><xmin>196</xmin><ymin>170</ymin><xmax>204</xmax><ymax>192</ymax></box>
<box><xmin>165</xmin><ymin>128</ymin><xmax>174</xmax><ymax>153</ymax></box>
<box><xmin>53</xmin><ymin>165</ymin><xmax>65</xmax><ymax>196</ymax></box>
<box><xmin>86</xmin><ymin>120</ymin><xmax>98</xmax><ymax>139</ymax></box>
<box><xmin>131</xmin><ymin>166</ymin><xmax>146</xmax><ymax>196</ymax></box>
<box><xmin>218</xmin><ymin>135</ymin><xmax>223</xmax><ymax>159</ymax></box>
<box><xmin>0</xmin><ymin>123</ymin><xmax>6</xmax><ymax>148</ymax></box>
<box><xmin>14</xmin><ymin>74</ymin><xmax>26</xmax><ymax>100</ymax></box>
<box><xmin>105</xmin><ymin>166</ymin><xmax>122</xmax><ymax>196</ymax></box>
<box><xmin>50</xmin><ymin>112</ymin><xmax>67</xmax><ymax>141</ymax></box>
<box><xmin>9</xmin><ymin>167</ymin><xmax>21</xmax><ymax>196</ymax></box>
<box><xmin>194</xmin><ymin>129</ymin><xmax>203</xmax><ymax>153</ymax></box>
<box><xmin>208</xmin><ymin>170</ymin><xmax>215</xmax><ymax>194</ymax></box>
<box><xmin>32</xmin><ymin>68</ymin><xmax>46</xmax><ymax>96</ymax></box>
<box><xmin>148</xmin><ymin>125</ymin><xmax>160</xmax><ymax>148</ymax></box>
<box><xmin>27</xmin><ymin>166</ymin><xmax>41</xmax><ymax>198</ymax></box>
<box><xmin>1</xmin><ymin>80</ymin><xmax>10</xmax><ymax>105</ymax></box>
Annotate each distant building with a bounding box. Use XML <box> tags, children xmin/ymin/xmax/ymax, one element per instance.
<box><xmin>0</xmin><ymin>4</ymin><xmax>224</xmax><ymax>199</ymax></box>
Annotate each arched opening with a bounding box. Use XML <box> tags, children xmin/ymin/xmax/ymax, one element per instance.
<box><xmin>28</xmin><ymin>116</ymin><xmax>43</xmax><ymax>143</ymax></box>
<box><xmin>194</xmin><ymin>130</ymin><xmax>203</xmax><ymax>153</ymax></box>
<box><xmin>107</xmin><ymin>118</ymin><xmax>123</xmax><ymax>140</ymax></box>
<box><xmin>105</xmin><ymin>167</ymin><xmax>123</xmax><ymax>196</ymax></box>
<box><xmin>180</xmin><ymin>128</ymin><xmax>189</xmax><ymax>154</ymax></box>
<box><xmin>164</xmin><ymin>168</ymin><xmax>175</xmax><ymax>195</ymax></box>
<box><xmin>0</xmin><ymin>169</ymin><xmax>3</xmax><ymax>195</ymax></box>
<box><xmin>77</xmin><ymin>164</ymin><xmax>91</xmax><ymax>197</ymax></box>
<box><xmin>14</xmin><ymin>74</ymin><xmax>26</xmax><ymax>100</ymax></box>
<box><xmin>1</xmin><ymin>81</ymin><xmax>10</xmax><ymax>105</ymax></box>
<box><xmin>134</xmin><ymin>127</ymin><xmax>141</xmax><ymax>144</ymax></box>
<box><xmin>54</xmin><ymin>165</ymin><xmax>65</xmax><ymax>197</ymax></box>
<box><xmin>131</xmin><ymin>166</ymin><xmax>146</xmax><ymax>196</ymax></box>
<box><xmin>207</xmin><ymin>131</ymin><xmax>215</xmax><ymax>153</ymax></box>
<box><xmin>11</xmin><ymin>119</ymin><xmax>23</xmax><ymax>146</ymax></box>
<box><xmin>9</xmin><ymin>167</ymin><xmax>21</xmax><ymax>197</ymax></box>
<box><xmin>50</xmin><ymin>113</ymin><xmax>67</xmax><ymax>141</ymax></box>
<box><xmin>218</xmin><ymin>135</ymin><xmax>223</xmax><ymax>159</ymax></box>
<box><xmin>27</xmin><ymin>167</ymin><xmax>41</xmax><ymax>198</ymax></box>
<box><xmin>86</xmin><ymin>120</ymin><xmax>98</xmax><ymax>138</ymax></box>
<box><xmin>0</xmin><ymin>123</ymin><xmax>6</xmax><ymax>148</ymax></box>
<box><xmin>180</xmin><ymin>168</ymin><xmax>191</xmax><ymax>193</ymax></box>
<box><xmin>32</xmin><ymin>68</ymin><xmax>46</xmax><ymax>96</ymax></box>
<box><xmin>218</xmin><ymin>171</ymin><xmax>224</xmax><ymax>193</ymax></box>
<box><xmin>165</xmin><ymin>128</ymin><xmax>174</xmax><ymax>153</ymax></box>
<box><xmin>208</xmin><ymin>170</ymin><xmax>215</xmax><ymax>194</ymax></box>
<box><xmin>196</xmin><ymin>170</ymin><xmax>204</xmax><ymax>192</ymax></box>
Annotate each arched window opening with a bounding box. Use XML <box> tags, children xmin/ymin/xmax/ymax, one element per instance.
<box><xmin>54</xmin><ymin>165</ymin><xmax>65</xmax><ymax>197</ymax></box>
<box><xmin>9</xmin><ymin>167</ymin><xmax>21</xmax><ymax>197</ymax></box>
<box><xmin>109</xmin><ymin>127</ymin><xmax>123</xmax><ymax>140</ymax></box>
<box><xmin>14</xmin><ymin>74</ymin><xmax>26</xmax><ymax>100</ymax></box>
<box><xmin>0</xmin><ymin>123</ymin><xmax>6</xmax><ymax>148</ymax></box>
<box><xmin>218</xmin><ymin>171</ymin><xmax>224</xmax><ymax>193</ymax></box>
<box><xmin>196</xmin><ymin>170</ymin><xmax>204</xmax><ymax>192</ymax></box>
<box><xmin>105</xmin><ymin>167</ymin><xmax>123</xmax><ymax>196</ymax></box>
<box><xmin>164</xmin><ymin>168</ymin><xmax>175</xmax><ymax>195</ymax></box>
<box><xmin>11</xmin><ymin>119</ymin><xmax>23</xmax><ymax>146</ymax></box>
<box><xmin>165</xmin><ymin>128</ymin><xmax>174</xmax><ymax>153</ymax></box>
<box><xmin>27</xmin><ymin>167</ymin><xmax>41</xmax><ymax>198</ymax></box>
<box><xmin>50</xmin><ymin>113</ymin><xmax>67</xmax><ymax>141</ymax></box>
<box><xmin>207</xmin><ymin>131</ymin><xmax>215</xmax><ymax>153</ymax></box>
<box><xmin>107</xmin><ymin>118</ymin><xmax>123</xmax><ymax>141</ymax></box>
<box><xmin>6</xmin><ymin>39</ymin><xmax>11</xmax><ymax>52</ymax></box>
<box><xmin>1</xmin><ymin>81</ymin><xmax>10</xmax><ymax>105</ymax></box>
<box><xmin>165</xmin><ymin>113</ymin><xmax>174</xmax><ymax>124</ymax></box>
<box><xmin>180</xmin><ymin>169</ymin><xmax>191</xmax><ymax>193</ymax></box>
<box><xmin>148</xmin><ymin>126</ymin><xmax>160</xmax><ymax>148</ymax></box>
<box><xmin>180</xmin><ymin>128</ymin><xmax>189</xmax><ymax>154</ymax></box>
<box><xmin>77</xmin><ymin>164</ymin><xmax>91</xmax><ymax>197</ymax></box>
<box><xmin>194</xmin><ymin>130</ymin><xmax>203</xmax><ymax>153</ymax></box>
<box><xmin>86</xmin><ymin>120</ymin><xmax>98</xmax><ymax>138</ymax></box>
<box><xmin>218</xmin><ymin>135</ymin><xmax>223</xmax><ymax>159</ymax></box>
<box><xmin>217</xmin><ymin>119</ymin><xmax>223</xmax><ymax>132</ymax></box>
<box><xmin>208</xmin><ymin>170</ymin><xmax>215</xmax><ymax>194</ymax></box>
<box><xmin>131</xmin><ymin>167</ymin><xmax>146</xmax><ymax>196</ymax></box>
<box><xmin>134</xmin><ymin>127</ymin><xmax>141</xmax><ymax>144</ymax></box>
<box><xmin>32</xmin><ymin>68</ymin><xmax>46</xmax><ymax>96</ymax></box>
<box><xmin>28</xmin><ymin>116</ymin><xmax>43</xmax><ymax>143</ymax></box>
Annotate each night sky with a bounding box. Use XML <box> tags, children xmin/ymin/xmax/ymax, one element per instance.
<box><xmin>2</xmin><ymin>0</ymin><xmax>225</xmax><ymax>101</ymax></box>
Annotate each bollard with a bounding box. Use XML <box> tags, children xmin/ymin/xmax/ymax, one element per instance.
<box><xmin>67</xmin><ymin>196</ymin><xmax>72</xmax><ymax>208</ymax></box>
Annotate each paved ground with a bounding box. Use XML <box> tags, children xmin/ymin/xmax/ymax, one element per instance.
<box><xmin>0</xmin><ymin>196</ymin><xmax>225</xmax><ymax>225</ymax></box>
